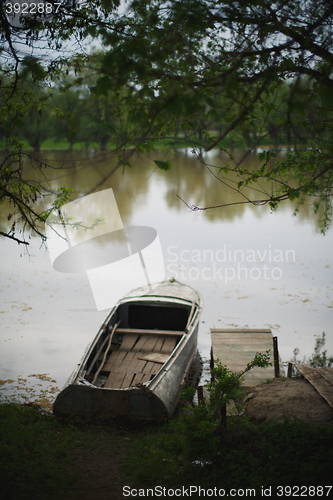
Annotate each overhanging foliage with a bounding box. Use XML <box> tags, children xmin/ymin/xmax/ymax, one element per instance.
<box><xmin>1</xmin><ymin>0</ymin><xmax>333</xmax><ymax>242</ymax></box>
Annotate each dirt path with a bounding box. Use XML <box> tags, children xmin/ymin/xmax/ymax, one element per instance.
<box><xmin>244</xmin><ymin>378</ymin><xmax>333</xmax><ymax>427</ymax></box>
<box><xmin>66</xmin><ymin>423</ymin><xmax>135</xmax><ymax>500</ymax></box>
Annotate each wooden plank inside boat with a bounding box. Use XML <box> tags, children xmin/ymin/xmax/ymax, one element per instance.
<box><xmin>139</xmin><ymin>335</ymin><xmax>160</xmax><ymax>352</ymax></box>
<box><xmin>116</xmin><ymin>328</ymin><xmax>183</xmax><ymax>336</ymax></box>
<box><xmin>131</xmin><ymin>373</ymin><xmax>147</xmax><ymax>385</ymax></box>
<box><xmin>120</xmin><ymin>372</ymin><xmax>135</xmax><ymax>389</ymax></box>
<box><xmin>161</xmin><ymin>336</ymin><xmax>178</xmax><ymax>353</ymax></box>
<box><xmin>105</xmin><ymin>370</ymin><xmax>126</xmax><ymax>389</ymax></box>
<box><xmin>153</xmin><ymin>336</ymin><xmax>166</xmax><ymax>352</ymax></box>
<box><xmin>129</xmin><ymin>354</ymin><xmax>147</xmax><ymax>373</ymax></box>
<box><xmin>102</xmin><ymin>331</ymin><xmax>180</xmax><ymax>389</ymax></box>
<box><xmin>149</xmin><ymin>362</ymin><xmax>163</xmax><ymax>377</ymax></box>
<box><xmin>104</xmin><ymin>351</ymin><xmax>137</xmax><ymax>388</ymax></box>
<box><xmin>119</xmin><ymin>334</ymin><xmax>139</xmax><ymax>351</ymax></box>
<box><xmin>138</xmin><ymin>352</ymin><xmax>170</xmax><ymax>363</ymax></box>
<box><xmin>131</xmin><ymin>335</ymin><xmax>151</xmax><ymax>352</ymax></box>
<box><xmin>108</xmin><ymin>350</ymin><xmax>128</xmax><ymax>372</ymax></box>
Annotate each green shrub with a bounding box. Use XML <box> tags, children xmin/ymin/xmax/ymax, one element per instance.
<box><xmin>291</xmin><ymin>332</ymin><xmax>333</xmax><ymax>375</ymax></box>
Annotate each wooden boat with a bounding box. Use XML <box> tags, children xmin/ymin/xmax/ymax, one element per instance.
<box><xmin>53</xmin><ymin>279</ymin><xmax>203</xmax><ymax>421</ymax></box>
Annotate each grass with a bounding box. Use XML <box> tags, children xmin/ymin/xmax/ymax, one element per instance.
<box><xmin>1</xmin><ymin>343</ymin><xmax>332</xmax><ymax>499</ymax></box>
<box><xmin>1</xmin><ymin>341</ymin><xmax>333</xmax><ymax>498</ymax></box>
<box><xmin>0</xmin><ymin>137</ymin><xmax>223</xmax><ymax>152</ymax></box>
<box><xmin>124</xmin><ymin>413</ymin><xmax>333</xmax><ymax>491</ymax></box>
<box><xmin>1</xmin><ymin>400</ymin><xmax>333</xmax><ymax>499</ymax></box>
<box><xmin>0</xmin><ymin>135</ymin><xmax>287</xmax><ymax>153</ymax></box>
<box><xmin>0</xmin><ymin>403</ymin><xmax>84</xmax><ymax>500</ymax></box>
<box><xmin>0</xmin><ymin>399</ymin><xmax>142</xmax><ymax>500</ymax></box>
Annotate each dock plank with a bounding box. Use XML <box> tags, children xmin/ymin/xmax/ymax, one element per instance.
<box><xmin>212</xmin><ymin>337</ymin><xmax>274</xmax><ymax>344</ymax></box>
<box><xmin>211</xmin><ymin>328</ymin><xmax>276</xmax><ymax>386</ymax></box>
<box><xmin>211</xmin><ymin>343</ymin><xmax>273</xmax><ymax>351</ymax></box>
<box><xmin>316</xmin><ymin>367</ymin><xmax>333</xmax><ymax>386</ymax></box>
<box><xmin>211</xmin><ymin>329</ymin><xmax>272</xmax><ymax>333</ymax></box>
<box><xmin>212</xmin><ymin>336</ymin><xmax>273</xmax><ymax>343</ymax></box>
<box><xmin>296</xmin><ymin>364</ymin><xmax>333</xmax><ymax>408</ymax></box>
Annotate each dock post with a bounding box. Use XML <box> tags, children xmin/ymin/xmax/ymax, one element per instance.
<box><xmin>210</xmin><ymin>346</ymin><xmax>215</xmax><ymax>382</ymax></box>
<box><xmin>197</xmin><ymin>386</ymin><xmax>204</xmax><ymax>404</ymax></box>
<box><xmin>273</xmin><ymin>336</ymin><xmax>280</xmax><ymax>378</ymax></box>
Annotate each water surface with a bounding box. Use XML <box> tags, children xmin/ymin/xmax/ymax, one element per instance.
<box><xmin>1</xmin><ymin>150</ymin><xmax>332</xmax><ymax>395</ymax></box>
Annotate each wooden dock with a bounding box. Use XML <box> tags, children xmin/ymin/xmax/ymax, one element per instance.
<box><xmin>296</xmin><ymin>364</ymin><xmax>333</xmax><ymax>409</ymax></box>
<box><xmin>210</xmin><ymin>329</ymin><xmax>278</xmax><ymax>386</ymax></box>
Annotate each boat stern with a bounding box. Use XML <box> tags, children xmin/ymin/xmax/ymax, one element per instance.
<box><xmin>53</xmin><ymin>384</ymin><xmax>169</xmax><ymax>421</ymax></box>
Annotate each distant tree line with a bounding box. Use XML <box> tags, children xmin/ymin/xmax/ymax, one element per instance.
<box><xmin>0</xmin><ymin>69</ymin><xmax>116</xmax><ymax>152</ymax></box>
<box><xmin>0</xmin><ymin>68</ymin><xmax>327</xmax><ymax>152</ymax></box>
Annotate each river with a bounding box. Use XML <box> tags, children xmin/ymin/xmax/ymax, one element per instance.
<box><xmin>0</xmin><ymin>149</ymin><xmax>332</xmax><ymax>399</ymax></box>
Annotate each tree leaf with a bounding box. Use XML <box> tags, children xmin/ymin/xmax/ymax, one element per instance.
<box><xmin>154</xmin><ymin>160</ymin><xmax>171</xmax><ymax>171</ymax></box>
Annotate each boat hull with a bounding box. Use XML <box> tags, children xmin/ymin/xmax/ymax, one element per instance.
<box><xmin>53</xmin><ymin>280</ymin><xmax>202</xmax><ymax>421</ymax></box>
<box><xmin>53</xmin><ymin>384</ymin><xmax>169</xmax><ymax>420</ymax></box>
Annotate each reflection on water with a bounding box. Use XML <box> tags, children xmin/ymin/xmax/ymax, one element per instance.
<box><xmin>0</xmin><ymin>150</ymin><xmax>332</xmax><ymax>396</ymax></box>
<box><xmin>0</xmin><ymin>149</ymin><xmax>324</xmax><ymax>232</ymax></box>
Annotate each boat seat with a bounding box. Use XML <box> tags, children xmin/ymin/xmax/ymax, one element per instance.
<box><xmin>116</xmin><ymin>327</ymin><xmax>183</xmax><ymax>337</ymax></box>
<box><xmin>103</xmin><ymin>333</ymin><xmax>179</xmax><ymax>389</ymax></box>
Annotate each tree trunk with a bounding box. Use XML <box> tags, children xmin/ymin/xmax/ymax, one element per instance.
<box><xmin>100</xmin><ymin>135</ymin><xmax>108</xmax><ymax>151</ymax></box>
<box><xmin>33</xmin><ymin>140</ymin><xmax>40</xmax><ymax>152</ymax></box>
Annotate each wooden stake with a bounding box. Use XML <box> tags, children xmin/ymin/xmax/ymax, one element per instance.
<box><xmin>197</xmin><ymin>386</ymin><xmax>204</xmax><ymax>404</ymax></box>
<box><xmin>273</xmin><ymin>336</ymin><xmax>279</xmax><ymax>378</ymax></box>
